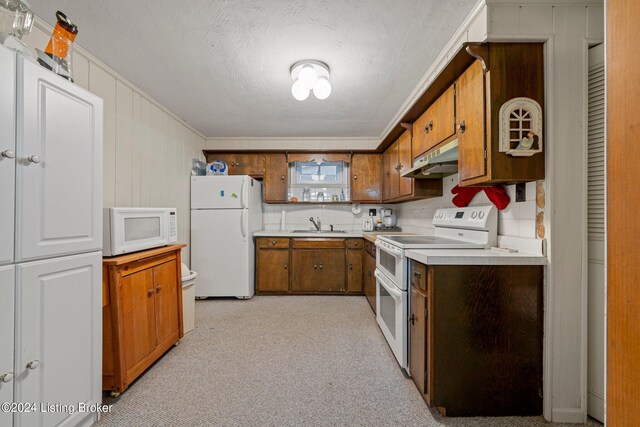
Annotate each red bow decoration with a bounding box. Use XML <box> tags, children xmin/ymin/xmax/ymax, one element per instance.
<box><xmin>451</xmin><ymin>185</ymin><xmax>510</xmax><ymax>210</ymax></box>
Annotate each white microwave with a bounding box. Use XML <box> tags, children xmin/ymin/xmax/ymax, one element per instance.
<box><xmin>103</xmin><ymin>207</ymin><xmax>178</xmax><ymax>256</ymax></box>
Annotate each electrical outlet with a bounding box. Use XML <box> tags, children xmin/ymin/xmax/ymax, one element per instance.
<box><xmin>516</xmin><ymin>183</ymin><xmax>526</xmax><ymax>202</ymax></box>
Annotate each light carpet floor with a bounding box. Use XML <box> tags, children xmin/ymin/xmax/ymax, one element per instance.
<box><xmin>96</xmin><ymin>296</ymin><xmax>601</xmax><ymax>427</ymax></box>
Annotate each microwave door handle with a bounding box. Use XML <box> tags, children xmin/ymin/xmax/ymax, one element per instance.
<box><xmin>374</xmin><ymin>270</ymin><xmax>402</xmax><ymax>300</ymax></box>
<box><xmin>241</xmin><ymin>209</ymin><xmax>248</xmax><ymax>239</ymax></box>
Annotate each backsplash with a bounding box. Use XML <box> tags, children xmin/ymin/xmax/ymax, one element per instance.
<box><xmin>395</xmin><ymin>174</ymin><xmax>540</xmax><ymax>239</ymax></box>
<box><xmin>263</xmin><ymin>174</ymin><xmax>541</xmax><ymax>239</ymax></box>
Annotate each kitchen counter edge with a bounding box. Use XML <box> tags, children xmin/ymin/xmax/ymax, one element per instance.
<box><xmin>405</xmin><ymin>248</ymin><xmax>547</xmax><ymax>266</ymax></box>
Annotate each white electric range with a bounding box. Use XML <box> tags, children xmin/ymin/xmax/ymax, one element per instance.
<box><xmin>374</xmin><ymin>205</ymin><xmax>498</xmax><ymax>370</ymax></box>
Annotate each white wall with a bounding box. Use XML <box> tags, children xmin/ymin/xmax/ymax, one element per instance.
<box><xmin>21</xmin><ymin>18</ymin><xmax>206</xmax><ymax>265</ymax></box>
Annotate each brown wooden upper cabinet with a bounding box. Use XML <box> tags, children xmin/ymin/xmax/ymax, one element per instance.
<box><xmin>383</xmin><ymin>131</ymin><xmax>442</xmax><ymax>202</ymax></box>
<box><xmin>204</xmin><ymin>153</ymin><xmax>265</xmax><ymax>177</ymax></box>
<box><xmin>457</xmin><ymin>43</ymin><xmax>545</xmax><ymax>186</ymax></box>
<box><xmin>263</xmin><ymin>153</ymin><xmax>288</xmax><ymax>203</ymax></box>
<box><xmin>351</xmin><ymin>153</ymin><xmax>382</xmax><ymax>203</ymax></box>
<box><xmin>413</xmin><ymin>85</ymin><xmax>456</xmax><ymax>159</ymax></box>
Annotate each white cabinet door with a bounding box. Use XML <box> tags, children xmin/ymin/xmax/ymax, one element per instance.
<box><xmin>0</xmin><ymin>45</ymin><xmax>16</xmax><ymax>265</ymax></box>
<box><xmin>14</xmin><ymin>252</ymin><xmax>101</xmax><ymax>427</ymax></box>
<box><xmin>15</xmin><ymin>57</ymin><xmax>103</xmax><ymax>262</ymax></box>
<box><xmin>0</xmin><ymin>265</ymin><xmax>14</xmax><ymax>427</ymax></box>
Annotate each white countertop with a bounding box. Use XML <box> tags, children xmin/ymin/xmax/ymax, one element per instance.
<box><xmin>405</xmin><ymin>248</ymin><xmax>547</xmax><ymax>265</ymax></box>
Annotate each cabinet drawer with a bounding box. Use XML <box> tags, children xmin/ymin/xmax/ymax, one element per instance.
<box><xmin>257</xmin><ymin>237</ymin><xmax>289</xmax><ymax>248</ymax></box>
<box><xmin>364</xmin><ymin>239</ymin><xmax>376</xmax><ymax>257</ymax></box>
<box><xmin>347</xmin><ymin>238</ymin><xmax>364</xmax><ymax>249</ymax></box>
<box><xmin>291</xmin><ymin>238</ymin><xmax>346</xmax><ymax>249</ymax></box>
<box><xmin>410</xmin><ymin>260</ymin><xmax>428</xmax><ymax>293</ymax></box>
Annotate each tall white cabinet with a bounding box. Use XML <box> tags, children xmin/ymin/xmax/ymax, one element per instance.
<box><xmin>0</xmin><ymin>44</ymin><xmax>103</xmax><ymax>427</ymax></box>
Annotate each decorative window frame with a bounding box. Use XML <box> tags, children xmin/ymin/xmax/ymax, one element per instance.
<box><xmin>499</xmin><ymin>97</ymin><xmax>543</xmax><ymax>157</ymax></box>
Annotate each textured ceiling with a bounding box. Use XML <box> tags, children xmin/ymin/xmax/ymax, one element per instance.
<box><xmin>30</xmin><ymin>0</ymin><xmax>477</xmax><ymax>138</ymax></box>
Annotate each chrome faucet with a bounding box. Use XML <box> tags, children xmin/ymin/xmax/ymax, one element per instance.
<box><xmin>309</xmin><ymin>217</ymin><xmax>321</xmax><ymax>231</ymax></box>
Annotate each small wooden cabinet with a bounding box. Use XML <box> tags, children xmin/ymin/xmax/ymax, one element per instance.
<box><xmin>204</xmin><ymin>153</ymin><xmax>265</xmax><ymax>177</ymax></box>
<box><xmin>256</xmin><ymin>237</ymin><xmax>364</xmax><ymax>295</ymax></box>
<box><xmin>351</xmin><ymin>153</ymin><xmax>382</xmax><ymax>203</ymax></box>
<box><xmin>413</xmin><ymin>84</ymin><xmax>456</xmax><ymax>159</ymax></box>
<box><xmin>103</xmin><ymin>244</ymin><xmax>185</xmax><ymax>395</ymax></box>
<box><xmin>457</xmin><ymin>43</ymin><xmax>545</xmax><ymax>186</ymax></box>
<box><xmin>383</xmin><ymin>130</ymin><xmax>442</xmax><ymax>202</ymax></box>
<box><xmin>263</xmin><ymin>153</ymin><xmax>288</xmax><ymax>203</ymax></box>
<box><xmin>408</xmin><ymin>259</ymin><xmax>544</xmax><ymax>417</ymax></box>
<box><xmin>363</xmin><ymin>239</ymin><xmax>377</xmax><ymax>313</ymax></box>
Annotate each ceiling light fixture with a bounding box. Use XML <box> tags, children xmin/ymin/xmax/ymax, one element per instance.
<box><xmin>290</xmin><ymin>60</ymin><xmax>331</xmax><ymax>101</ymax></box>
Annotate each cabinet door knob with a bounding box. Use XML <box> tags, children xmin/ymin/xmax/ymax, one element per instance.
<box><xmin>314</xmin><ymin>264</ymin><xmax>318</xmax><ymax>269</ymax></box>
<box><xmin>27</xmin><ymin>155</ymin><xmax>41</xmax><ymax>164</ymax></box>
<box><xmin>283</xmin><ymin>264</ymin><xmax>288</xmax><ymax>269</ymax></box>
<box><xmin>0</xmin><ymin>372</ymin><xmax>13</xmax><ymax>383</ymax></box>
<box><xmin>156</xmin><ymin>286</ymin><xmax>162</xmax><ymax>293</ymax></box>
<box><xmin>281</xmin><ymin>175</ymin><xmax>285</xmax><ymax>180</ymax></box>
<box><xmin>236</xmin><ymin>162</ymin><xmax>241</xmax><ymax>167</ymax></box>
<box><xmin>271</xmin><ymin>240</ymin><xmax>277</xmax><ymax>245</ymax></box>
<box><xmin>368</xmin><ymin>271</ymin><xmax>372</xmax><ymax>277</ymax></box>
<box><xmin>458</xmin><ymin>120</ymin><xmax>466</xmax><ymax>134</ymax></box>
<box><xmin>147</xmin><ymin>289</ymin><xmax>153</xmax><ymax>297</ymax></box>
<box><xmin>26</xmin><ymin>360</ymin><xmax>39</xmax><ymax>370</ymax></box>
<box><xmin>414</xmin><ymin>271</ymin><xmax>422</xmax><ymax>278</ymax></box>
<box><xmin>319</xmin><ymin>264</ymin><xmax>324</xmax><ymax>270</ymax></box>
<box><xmin>1</xmin><ymin>150</ymin><xmax>15</xmax><ymax>159</ymax></box>
<box><xmin>354</xmin><ymin>175</ymin><xmax>357</xmax><ymax>180</ymax></box>
<box><xmin>409</xmin><ymin>314</ymin><xmax>416</xmax><ymax>326</ymax></box>
<box><xmin>349</xmin><ymin>263</ymin><xmax>353</xmax><ymax>270</ymax></box>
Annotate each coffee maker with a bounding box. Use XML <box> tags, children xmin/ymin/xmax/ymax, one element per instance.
<box><xmin>376</xmin><ymin>208</ymin><xmax>400</xmax><ymax>231</ymax></box>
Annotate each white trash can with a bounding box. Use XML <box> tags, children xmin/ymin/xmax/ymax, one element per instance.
<box><xmin>181</xmin><ymin>263</ymin><xmax>197</xmax><ymax>334</ymax></box>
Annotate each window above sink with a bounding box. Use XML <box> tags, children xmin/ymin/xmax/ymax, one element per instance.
<box><xmin>288</xmin><ymin>160</ymin><xmax>350</xmax><ymax>203</ymax></box>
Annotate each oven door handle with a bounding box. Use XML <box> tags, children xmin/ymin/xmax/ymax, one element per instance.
<box><xmin>374</xmin><ymin>240</ymin><xmax>404</xmax><ymax>257</ymax></box>
<box><xmin>375</xmin><ymin>269</ymin><xmax>402</xmax><ymax>300</ymax></box>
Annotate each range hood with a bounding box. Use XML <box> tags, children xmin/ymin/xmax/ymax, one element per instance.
<box><xmin>401</xmin><ymin>139</ymin><xmax>459</xmax><ymax>179</ymax></box>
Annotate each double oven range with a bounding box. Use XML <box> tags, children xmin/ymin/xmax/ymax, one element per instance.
<box><xmin>374</xmin><ymin>205</ymin><xmax>498</xmax><ymax>370</ymax></box>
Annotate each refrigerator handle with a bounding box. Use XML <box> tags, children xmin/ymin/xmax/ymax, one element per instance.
<box><xmin>241</xmin><ymin>209</ymin><xmax>248</xmax><ymax>239</ymax></box>
<box><xmin>241</xmin><ymin>178</ymin><xmax>248</xmax><ymax>208</ymax></box>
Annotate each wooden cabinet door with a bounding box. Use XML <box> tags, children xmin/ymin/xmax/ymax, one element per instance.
<box><xmin>431</xmin><ymin>85</ymin><xmax>456</xmax><ymax>149</ymax></box>
<box><xmin>15</xmin><ymin>252</ymin><xmax>101</xmax><ymax>427</ymax></box>
<box><xmin>346</xmin><ymin>249</ymin><xmax>363</xmax><ymax>293</ymax></box>
<box><xmin>257</xmin><ymin>249</ymin><xmax>290</xmax><ymax>292</ymax></box>
<box><xmin>235</xmin><ymin>154</ymin><xmax>265</xmax><ymax>177</ymax></box>
<box><xmin>264</xmin><ymin>153</ymin><xmax>288</xmax><ymax>203</ymax></box>
<box><xmin>209</xmin><ymin>153</ymin><xmax>236</xmax><ymax>172</ymax></box>
<box><xmin>351</xmin><ymin>153</ymin><xmax>382</xmax><ymax>202</ymax></box>
<box><xmin>398</xmin><ymin>131</ymin><xmax>413</xmax><ymax>198</ymax></box>
<box><xmin>153</xmin><ymin>260</ymin><xmax>181</xmax><ymax>345</ymax></box>
<box><xmin>388</xmin><ymin>141</ymin><xmax>400</xmax><ymax>200</ymax></box>
<box><xmin>291</xmin><ymin>250</ymin><xmax>322</xmax><ymax>292</ymax></box>
<box><xmin>0</xmin><ymin>265</ymin><xmax>14</xmax><ymax>427</ymax></box>
<box><xmin>410</xmin><ymin>284</ymin><xmax>427</xmax><ymax>397</ymax></box>
<box><xmin>457</xmin><ymin>60</ymin><xmax>487</xmax><ymax>182</ymax></box>
<box><xmin>320</xmin><ymin>249</ymin><xmax>346</xmax><ymax>292</ymax></box>
<box><xmin>0</xmin><ymin>46</ymin><xmax>15</xmax><ymax>266</ymax></box>
<box><xmin>16</xmin><ymin>57</ymin><xmax>103</xmax><ymax>262</ymax></box>
<box><xmin>413</xmin><ymin>108</ymin><xmax>435</xmax><ymax>159</ymax></box>
<box><xmin>363</xmin><ymin>252</ymin><xmax>376</xmax><ymax>312</ymax></box>
<box><xmin>382</xmin><ymin>149</ymin><xmax>392</xmax><ymax>201</ymax></box>
<box><xmin>121</xmin><ymin>268</ymin><xmax>157</xmax><ymax>375</ymax></box>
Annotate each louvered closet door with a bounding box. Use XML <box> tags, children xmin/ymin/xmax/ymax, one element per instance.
<box><xmin>586</xmin><ymin>44</ymin><xmax>605</xmax><ymax>423</ymax></box>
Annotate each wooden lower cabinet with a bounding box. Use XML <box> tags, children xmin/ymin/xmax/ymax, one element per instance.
<box><xmin>363</xmin><ymin>239</ymin><xmax>377</xmax><ymax>312</ymax></box>
<box><xmin>256</xmin><ymin>237</ymin><xmax>364</xmax><ymax>295</ymax></box>
<box><xmin>103</xmin><ymin>244</ymin><xmax>185</xmax><ymax>395</ymax></box>
<box><xmin>408</xmin><ymin>259</ymin><xmax>543</xmax><ymax>417</ymax></box>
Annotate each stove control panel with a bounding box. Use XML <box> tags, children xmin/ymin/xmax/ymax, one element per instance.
<box><xmin>433</xmin><ymin>205</ymin><xmax>497</xmax><ymax>230</ymax></box>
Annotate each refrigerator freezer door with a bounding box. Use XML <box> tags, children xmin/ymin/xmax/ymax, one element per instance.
<box><xmin>191</xmin><ymin>209</ymin><xmax>253</xmax><ymax>298</ymax></box>
<box><xmin>191</xmin><ymin>175</ymin><xmax>250</xmax><ymax>210</ymax></box>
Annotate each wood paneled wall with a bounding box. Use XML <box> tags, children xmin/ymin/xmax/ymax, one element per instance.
<box><xmin>607</xmin><ymin>0</ymin><xmax>640</xmax><ymax>424</ymax></box>
<box><xmin>21</xmin><ymin>18</ymin><xmax>206</xmax><ymax>265</ymax></box>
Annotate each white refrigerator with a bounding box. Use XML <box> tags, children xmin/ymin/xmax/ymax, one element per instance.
<box><xmin>191</xmin><ymin>175</ymin><xmax>263</xmax><ymax>298</ymax></box>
